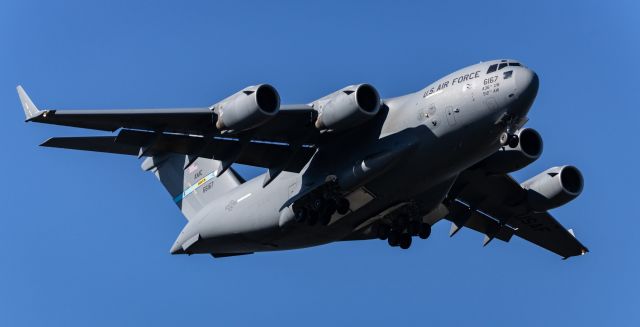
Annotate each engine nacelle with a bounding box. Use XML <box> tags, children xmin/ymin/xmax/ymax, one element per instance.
<box><xmin>477</xmin><ymin>128</ymin><xmax>543</xmax><ymax>173</ymax></box>
<box><xmin>312</xmin><ymin>84</ymin><xmax>380</xmax><ymax>132</ymax></box>
<box><xmin>521</xmin><ymin>165</ymin><xmax>584</xmax><ymax>212</ymax></box>
<box><xmin>214</xmin><ymin>84</ymin><xmax>280</xmax><ymax>132</ymax></box>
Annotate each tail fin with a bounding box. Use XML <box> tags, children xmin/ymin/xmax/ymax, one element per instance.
<box><xmin>141</xmin><ymin>154</ymin><xmax>243</xmax><ymax>221</ymax></box>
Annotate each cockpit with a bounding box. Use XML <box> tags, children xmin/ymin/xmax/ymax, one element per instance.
<box><xmin>486</xmin><ymin>60</ymin><xmax>523</xmax><ymax>74</ymax></box>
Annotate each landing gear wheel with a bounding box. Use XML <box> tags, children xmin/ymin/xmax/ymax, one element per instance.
<box><xmin>388</xmin><ymin>232</ymin><xmax>400</xmax><ymax>247</ymax></box>
<box><xmin>376</xmin><ymin>224</ymin><xmax>390</xmax><ymax>240</ymax></box>
<box><xmin>318</xmin><ymin>210</ymin><xmax>332</xmax><ymax>226</ymax></box>
<box><xmin>336</xmin><ymin>198</ymin><xmax>350</xmax><ymax>215</ymax></box>
<box><xmin>500</xmin><ymin>132</ymin><xmax>509</xmax><ymax>146</ymax></box>
<box><xmin>306</xmin><ymin>210</ymin><xmax>319</xmax><ymax>226</ymax></box>
<box><xmin>323</xmin><ymin>198</ymin><xmax>337</xmax><ymax>216</ymax></box>
<box><xmin>500</xmin><ymin>132</ymin><xmax>519</xmax><ymax>148</ymax></box>
<box><xmin>507</xmin><ymin>134</ymin><xmax>519</xmax><ymax>148</ymax></box>
<box><xmin>312</xmin><ymin>198</ymin><xmax>326</xmax><ymax>211</ymax></box>
<box><xmin>399</xmin><ymin>234</ymin><xmax>412</xmax><ymax>249</ymax></box>
<box><xmin>396</xmin><ymin>215</ymin><xmax>409</xmax><ymax>230</ymax></box>
<box><xmin>408</xmin><ymin>221</ymin><xmax>420</xmax><ymax>236</ymax></box>
<box><xmin>418</xmin><ymin>223</ymin><xmax>432</xmax><ymax>240</ymax></box>
<box><xmin>294</xmin><ymin>207</ymin><xmax>307</xmax><ymax>223</ymax></box>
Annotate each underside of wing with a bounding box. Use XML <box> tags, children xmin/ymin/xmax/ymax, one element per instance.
<box><xmin>446</xmin><ymin>169</ymin><xmax>588</xmax><ymax>258</ymax></box>
<box><xmin>20</xmin><ymin>85</ymin><xmax>321</xmax><ymax>173</ymax></box>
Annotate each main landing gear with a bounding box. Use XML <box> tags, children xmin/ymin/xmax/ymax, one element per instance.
<box><xmin>293</xmin><ymin>196</ymin><xmax>350</xmax><ymax>226</ymax></box>
<box><xmin>375</xmin><ymin>218</ymin><xmax>432</xmax><ymax>250</ymax></box>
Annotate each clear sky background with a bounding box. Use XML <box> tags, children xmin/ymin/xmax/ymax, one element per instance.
<box><xmin>1</xmin><ymin>1</ymin><xmax>638</xmax><ymax>326</ymax></box>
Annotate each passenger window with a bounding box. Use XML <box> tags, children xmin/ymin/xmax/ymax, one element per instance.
<box><xmin>487</xmin><ymin>64</ymin><xmax>498</xmax><ymax>73</ymax></box>
<box><xmin>498</xmin><ymin>63</ymin><xmax>507</xmax><ymax>70</ymax></box>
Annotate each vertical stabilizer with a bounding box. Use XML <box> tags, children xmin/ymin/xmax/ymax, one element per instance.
<box><xmin>142</xmin><ymin>154</ymin><xmax>242</xmax><ymax>221</ymax></box>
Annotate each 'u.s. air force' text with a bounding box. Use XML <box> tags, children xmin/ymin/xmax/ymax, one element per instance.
<box><xmin>423</xmin><ymin>70</ymin><xmax>481</xmax><ymax>97</ymax></box>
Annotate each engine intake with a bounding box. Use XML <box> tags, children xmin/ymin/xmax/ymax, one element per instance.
<box><xmin>313</xmin><ymin>84</ymin><xmax>380</xmax><ymax>132</ymax></box>
<box><xmin>214</xmin><ymin>84</ymin><xmax>280</xmax><ymax>132</ymax></box>
<box><xmin>521</xmin><ymin>165</ymin><xmax>584</xmax><ymax>212</ymax></box>
<box><xmin>477</xmin><ymin>128</ymin><xmax>543</xmax><ymax>173</ymax></box>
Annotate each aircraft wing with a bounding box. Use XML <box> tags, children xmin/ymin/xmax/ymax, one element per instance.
<box><xmin>446</xmin><ymin>170</ymin><xmax>589</xmax><ymax>259</ymax></box>
<box><xmin>18</xmin><ymin>86</ymin><xmax>319</xmax><ymax>173</ymax></box>
<box><xmin>18</xmin><ymin>86</ymin><xmax>318</xmax><ymax>145</ymax></box>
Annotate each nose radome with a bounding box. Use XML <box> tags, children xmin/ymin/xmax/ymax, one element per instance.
<box><xmin>517</xmin><ymin>68</ymin><xmax>539</xmax><ymax>101</ymax></box>
<box><xmin>512</xmin><ymin>68</ymin><xmax>539</xmax><ymax>116</ymax></box>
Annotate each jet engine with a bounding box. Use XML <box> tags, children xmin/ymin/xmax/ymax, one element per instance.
<box><xmin>521</xmin><ymin>165</ymin><xmax>584</xmax><ymax>212</ymax></box>
<box><xmin>214</xmin><ymin>84</ymin><xmax>280</xmax><ymax>132</ymax></box>
<box><xmin>477</xmin><ymin>128</ymin><xmax>543</xmax><ymax>173</ymax></box>
<box><xmin>312</xmin><ymin>84</ymin><xmax>380</xmax><ymax>132</ymax></box>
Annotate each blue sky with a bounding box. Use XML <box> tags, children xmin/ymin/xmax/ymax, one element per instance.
<box><xmin>1</xmin><ymin>1</ymin><xmax>638</xmax><ymax>326</ymax></box>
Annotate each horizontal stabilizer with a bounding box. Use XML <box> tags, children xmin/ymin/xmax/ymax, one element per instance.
<box><xmin>41</xmin><ymin>129</ymin><xmax>316</xmax><ymax>172</ymax></box>
<box><xmin>41</xmin><ymin>136</ymin><xmax>140</xmax><ymax>155</ymax></box>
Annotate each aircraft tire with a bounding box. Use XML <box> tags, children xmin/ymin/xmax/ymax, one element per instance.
<box><xmin>324</xmin><ymin>198</ymin><xmax>337</xmax><ymax>215</ymax></box>
<box><xmin>418</xmin><ymin>223</ymin><xmax>431</xmax><ymax>239</ymax></box>
<box><xmin>376</xmin><ymin>224</ymin><xmax>390</xmax><ymax>240</ymax></box>
<box><xmin>336</xmin><ymin>198</ymin><xmax>350</xmax><ymax>215</ymax></box>
<box><xmin>396</xmin><ymin>215</ymin><xmax>409</xmax><ymax>230</ymax></box>
<box><xmin>399</xmin><ymin>234</ymin><xmax>412</xmax><ymax>249</ymax></box>
<box><xmin>500</xmin><ymin>132</ymin><xmax>509</xmax><ymax>146</ymax></box>
<box><xmin>508</xmin><ymin>134</ymin><xmax>519</xmax><ymax>148</ymax></box>
<box><xmin>408</xmin><ymin>221</ymin><xmax>420</xmax><ymax>236</ymax></box>
<box><xmin>307</xmin><ymin>210</ymin><xmax>319</xmax><ymax>225</ymax></box>
<box><xmin>319</xmin><ymin>211</ymin><xmax>332</xmax><ymax>226</ymax></box>
<box><xmin>294</xmin><ymin>208</ymin><xmax>307</xmax><ymax>223</ymax></box>
<box><xmin>388</xmin><ymin>232</ymin><xmax>400</xmax><ymax>247</ymax></box>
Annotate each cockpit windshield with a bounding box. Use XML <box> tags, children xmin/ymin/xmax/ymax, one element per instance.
<box><xmin>486</xmin><ymin>61</ymin><xmax>522</xmax><ymax>74</ymax></box>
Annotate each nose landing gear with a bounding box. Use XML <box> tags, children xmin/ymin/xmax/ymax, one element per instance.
<box><xmin>500</xmin><ymin>132</ymin><xmax>520</xmax><ymax>148</ymax></box>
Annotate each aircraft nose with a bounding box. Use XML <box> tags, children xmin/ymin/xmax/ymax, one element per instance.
<box><xmin>512</xmin><ymin>68</ymin><xmax>539</xmax><ymax>116</ymax></box>
<box><xmin>516</xmin><ymin>68</ymin><xmax>539</xmax><ymax>102</ymax></box>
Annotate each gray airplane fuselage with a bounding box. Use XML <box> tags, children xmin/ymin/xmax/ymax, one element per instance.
<box><xmin>171</xmin><ymin>60</ymin><xmax>540</xmax><ymax>255</ymax></box>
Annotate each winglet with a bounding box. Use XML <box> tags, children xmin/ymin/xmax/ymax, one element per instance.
<box><xmin>17</xmin><ymin>85</ymin><xmax>43</xmax><ymax>121</ymax></box>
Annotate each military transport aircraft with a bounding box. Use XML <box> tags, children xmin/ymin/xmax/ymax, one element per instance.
<box><xmin>19</xmin><ymin>59</ymin><xmax>588</xmax><ymax>259</ymax></box>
